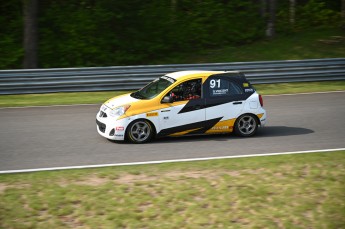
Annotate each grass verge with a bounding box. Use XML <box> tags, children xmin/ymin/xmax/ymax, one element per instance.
<box><xmin>254</xmin><ymin>81</ymin><xmax>345</xmax><ymax>95</ymax></box>
<box><xmin>0</xmin><ymin>151</ymin><xmax>344</xmax><ymax>228</ymax></box>
<box><xmin>0</xmin><ymin>91</ymin><xmax>129</xmax><ymax>108</ymax></box>
<box><xmin>0</xmin><ymin>81</ymin><xmax>344</xmax><ymax>107</ymax></box>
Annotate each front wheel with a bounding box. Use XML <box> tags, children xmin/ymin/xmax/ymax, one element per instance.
<box><xmin>126</xmin><ymin>120</ymin><xmax>154</xmax><ymax>143</ymax></box>
<box><xmin>234</xmin><ymin>114</ymin><xmax>258</xmax><ymax>137</ymax></box>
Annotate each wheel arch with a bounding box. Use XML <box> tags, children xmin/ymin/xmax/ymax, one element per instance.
<box><xmin>237</xmin><ymin>112</ymin><xmax>261</xmax><ymax>126</ymax></box>
<box><xmin>234</xmin><ymin>113</ymin><xmax>260</xmax><ymax>137</ymax></box>
<box><xmin>125</xmin><ymin>118</ymin><xmax>157</xmax><ymax>141</ymax></box>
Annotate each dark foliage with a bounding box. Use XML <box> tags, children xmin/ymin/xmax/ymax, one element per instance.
<box><xmin>0</xmin><ymin>0</ymin><xmax>341</xmax><ymax>69</ymax></box>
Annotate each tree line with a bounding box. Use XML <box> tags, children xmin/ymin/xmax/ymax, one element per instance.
<box><xmin>1</xmin><ymin>0</ymin><xmax>343</xmax><ymax>69</ymax></box>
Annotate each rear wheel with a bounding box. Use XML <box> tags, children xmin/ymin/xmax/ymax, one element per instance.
<box><xmin>127</xmin><ymin>120</ymin><xmax>154</xmax><ymax>143</ymax></box>
<box><xmin>234</xmin><ymin>114</ymin><xmax>258</xmax><ymax>137</ymax></box>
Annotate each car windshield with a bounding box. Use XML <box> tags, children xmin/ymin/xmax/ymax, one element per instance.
<box><xmin>130</xmin><ymin>76</ymin><xmax>175</xmax><ymax>100</ymax></box>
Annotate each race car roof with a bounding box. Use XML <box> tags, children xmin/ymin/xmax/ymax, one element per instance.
<box><xmin>165</xmin><ymin>70</ymin><xmax>240</xmax><ymax>80</ymax></box>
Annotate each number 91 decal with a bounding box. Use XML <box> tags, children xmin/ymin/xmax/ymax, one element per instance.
<box><xmin>210</xmin><ymin>79</ymin><xmax>221</xmax><ymax>88</ymax></box>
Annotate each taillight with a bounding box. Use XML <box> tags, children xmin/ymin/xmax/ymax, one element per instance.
<box><xmin>259</xmin><ymin>94</ymin><xmax>263</xmax><ymax>107</ymax></box>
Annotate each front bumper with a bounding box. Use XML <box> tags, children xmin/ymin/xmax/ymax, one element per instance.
<box><xmin>96</xmin><ymin>111</ymin><xmax>128</xmax><ymax>141</ymax></box>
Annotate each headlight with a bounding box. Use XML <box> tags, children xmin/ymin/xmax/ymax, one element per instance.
<box><xmin>100</xmin><ymin>104</ymin><xmax>108</xmax><ymax>112</ymax></box>
<box><xmin>109</xmin><ymin>105</ymin><xmax>131</xmax><ymax>117</ymax></box>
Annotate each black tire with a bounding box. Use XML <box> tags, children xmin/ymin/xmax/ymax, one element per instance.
<box><xmin>234</xmin><ymin>114</ymin><xmax>258</xmax><ymax>137</ymax></box>
<box><xmin>126</xmin><ymin>120</ymin><xmax>154</xmax><ymax>143</ymax></box>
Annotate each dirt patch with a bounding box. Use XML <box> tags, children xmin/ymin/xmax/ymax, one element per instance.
<box><xmin>115</xmin><ymin>170</ymin><xmax>221</xmax><ymax>184</ymax></box>
<box><xmin>0</xmin><ymin>183</ymin><xmax>31</xmax><ymax>193</ymax></box>
<box><xmin>60</xmin><ymin>215</ymin><xmax>84</xmax><ymax>228</ymax></box>
<box><xmin>56</xmin><ymin>169</ymin><xmax>254</xmax><ymax>187</ymax></box>
<box><xmin>163</xmin><ymin>170</ymin><xmax>215</xmax><ymax>179</ymax></box>
<box><xmin>0</xmin><ymin>183</ymin><xmax>9</xmax><ymax>193</ymax></box>
<box><xmin>74</xmin><ymin>176</ymin><xmax>110</xmax><ymax>186</ymax></box>
<box><xmin>59</xmin><ymin>176</ymin><xmax>110</xmax><ymax>187</ymax></box>
<box><xmin>115</xmin><ymin>174</ymin><xmax>158</xmax><ymax>184</ymax></box>
<box><xmin>114</xmin><ymin>169</ymin><xmax>247</xmax><ymax>185</ymax></box>
<box><xmin>226</xmin><ymin>171</ymin><xmax>242</xmax><ymax>177</ymax></box>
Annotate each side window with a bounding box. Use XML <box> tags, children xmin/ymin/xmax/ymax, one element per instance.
<box><xmin>229</xmin><ymin>82</ymin><xmax>243</xmax><ymax>95</ymax></box>
<box><xmin>167</xmin><ymin>79</ymin><xmax>202</xmax><ymax>102</ymax></box>
<box><xmin>209</xmin><ymin>78</ymin><xmax>243</xmax><ymax>97</ymax></box>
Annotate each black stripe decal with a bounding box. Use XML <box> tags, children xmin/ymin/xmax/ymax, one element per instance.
<box><xmin>178</xmin><ymin>96</ymin><xmax>246</xmax><ymax>114</ymax></box>
<box><xmin>178</xmin><ymin>77</ymin><xmax>255</xmax><ymax>114</ymax></box>
<box><xmin>178</xmin><ymin>99</ymin><xmax>205</xmax><ymax>114</ymax></box>
<box><xmin>205</xmin><ymin>96</ymin><xmax>245</xmax><ymax>109</ymax></box>
<box><xmin>157</xmin><ymin>117</ymin><xmax>223</xmax><ymax>137</ymax></box>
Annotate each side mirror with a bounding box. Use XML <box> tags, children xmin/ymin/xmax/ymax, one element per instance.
<box><xmin>161</xmin><ymin>96</ymin><xmax>173</xmax><ymax>103</ymax></box>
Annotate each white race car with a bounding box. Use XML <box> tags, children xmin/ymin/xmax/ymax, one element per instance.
<box><xmin>96</xmin><ymin>71</ymin><xmax>266</xmax><ymax>143</ymax></box>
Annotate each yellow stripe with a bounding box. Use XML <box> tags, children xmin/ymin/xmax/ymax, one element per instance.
<box><xmin>205</xmin><ymin>119</ymin><xmax>236</xmax><ymax>134</ymax></box>
<box><xmin>168</xmin><ymin>128</ymin><xmax>203</xmax><ymax>137</ymax></box>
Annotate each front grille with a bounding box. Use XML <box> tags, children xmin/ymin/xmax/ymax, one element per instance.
<box><xmin>96</xmin><ymin>119</ymin><xmax>106</xmax><ymax>133</ymax></box>
<box><xmin>99</xmin><ymin>111</ymin><xmax>107</xmax><ymax>118</ymax></box>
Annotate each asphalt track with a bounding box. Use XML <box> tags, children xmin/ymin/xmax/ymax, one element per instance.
<box><xmin>0</xmin><ymin>92</ymin><xmax>344</xmax><ymax>172</ymax></box>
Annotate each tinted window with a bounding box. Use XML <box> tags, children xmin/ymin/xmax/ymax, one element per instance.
<box><xmin>209</xmin><ymin>78</ymin><xmax>243</xmax><ymax>97</ymax></box>
<box><xmin>167</xmin><ymin>79</ymin><xmax>202</xmax><ymax>102</ymax></box>
<box><xmin>132</xmin><ymin>77</ymin><xmax>174</xmax><ymax>99</ymax></box>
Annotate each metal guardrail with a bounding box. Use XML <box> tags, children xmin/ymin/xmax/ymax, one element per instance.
<box><xmin>0</xmin><ymin>58</ymin><xmax>344</xmax><ymax>95</ymax></box>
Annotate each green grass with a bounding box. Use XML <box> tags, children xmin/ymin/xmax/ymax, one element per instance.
<box><xmin>254</xmin><ymin>81</ymin><xmax>345</xmax><ymax>95</ymax></box>
<box><xmin>154</xmin><ymin>28</ymin><xmax>345</xmax><ymax>64</ymax></box>
<box><xmin>0</xmin><ymin>81</ymin><xmax>344</xmax><ymax>107</ymax></box>
<box><xmin>0</xmin><ymin>91</ymin><xmax>129</xmax><ymax>107</ymax></box>
<box><xmin>0</xmin><ymin>151</ymin><xmax>344</xmax><ymax>228</ymax></box>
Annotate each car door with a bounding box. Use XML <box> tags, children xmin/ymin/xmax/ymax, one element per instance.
<box><xmin>204</xmin><ymin>74</ymin><xmax>247</xmax><ymax>133</ymax></box>
<box><xmin>157</xmin><ymin>78</ymin><xmax>207</xmax><ymax>137</ymax></box>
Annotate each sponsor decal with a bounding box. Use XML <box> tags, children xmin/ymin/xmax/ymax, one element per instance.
<box><xmin>115</xmin><ymin>134</ymin><xmax>124</xmax><ymax>137</ymax></box>
<box><xmin>116</xmin><ymin>126</ymin><xmax>124</xmax><ymax>131</ymax></box>
<box><xmin>211</xmin><ymin>126</ymin><xmax>229</xmax><ymax>130</ymax></box>
<box><xmin>245</xmin><ymin>88</ymin><xmax>254</xmax><ymax>93</ymax></box>
<box><xmin>146</xmin><ymin>112</ymin><xmax>158</xmax><ymax>117</ymax></box>
<box><xmin>212</xmin><ymin>89</ymin><xmax>229</xmax><ymax>95</ymax></box>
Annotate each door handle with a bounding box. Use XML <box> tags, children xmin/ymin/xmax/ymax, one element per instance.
<box><xmin>233</xmin><ymin>102</ymin><xmax>242</xmax><ymax>105</ymax></box>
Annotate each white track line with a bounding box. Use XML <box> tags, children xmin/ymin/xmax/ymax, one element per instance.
<box><xmin>1</xmin><ymin>91</ymin><xmax>344</xmax><ymax>109</ymax></box>
<box><xmin>1</xmin><ymin>148</ymin><xmax>344</xmax><ymax>174</ymax></box>
<box><xmin>264</xmin><ymin>90</ymin><xmax>345</xmax><ymax>97</ymax></box>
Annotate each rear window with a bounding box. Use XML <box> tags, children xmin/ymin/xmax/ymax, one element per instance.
<box><xmin>209</xmin><ymin>78</ymin><xmax>243</xmax><ymax>97</ymax></box>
